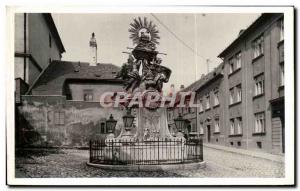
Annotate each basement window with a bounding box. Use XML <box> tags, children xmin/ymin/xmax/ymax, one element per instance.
<box><xmin>256</xmin><ymin>141</ymin><xmax>262</xmax><ymax>149</ymax></box>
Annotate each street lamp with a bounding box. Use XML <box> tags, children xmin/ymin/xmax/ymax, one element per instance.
<box><xmin>174</xmin><ymin>114</ymin><xmax>186</xmax><ymax>138</ymax></box>
<box><xmin>106</xmin><ymin>114</ymin><xmax>117</xmax><ymax>134</ymax></box>
<box><xmin>121</xmin><ymin>109</ymin><xmax>135</xmax><ymax>139</ymax></box>
<box><xmin>122</xmin><ymin>109</ymin><xmax>135</xmax><ymax>128</ymax></box>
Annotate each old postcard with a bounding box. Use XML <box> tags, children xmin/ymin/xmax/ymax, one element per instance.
<box><xmin>6</xmin><ymin>6</ymin><xmax>295</xmax><ymax>186</ymax></box>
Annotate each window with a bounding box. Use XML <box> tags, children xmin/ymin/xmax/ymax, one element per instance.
<box><xmin>254</xmin><ymin>74</ymin><xmax>264</xmax><ymax>96</ymax></box>
<box><xmin>229</xmin><ymin>57</ymin><xmax>234</xmax><ymax>74</ymax></box>
<box><xmin>280</xmin><ymin>18</ymin><xmax>284</xmax><ymax>41</ymax></box>
<box><xmin>254</xmin><ymin>112</ymin><xmax>265</xmax><ymax>133</ymax></box>
<box><xmin>206</xmin><ymin>94</ymin><xmax>210</xmax><ymax>109</ymax></box>
<box><xmin>229</xmin><ymin>88</ymin><xmax>234</xmax><ymax>105</ymax></box>
<box><xmin>253</xmin><ymin>35</ymin><xmax>264</xmax><ymax>58</ymax></box>
<box><xmin>236</xmin><ymin>117</ymin><xmax>242</xmax><ymax>134</ymax></box>
<box><xmin>199</xmin><ymin>100</ymin><xmax>203</xmax><ymax>112</ymax></box>
<box><xmin>199</xmin><ymin>123</ymin><xmax>204</xmax><ymax>134</ymax></box>
<box><xmin>257</xmin><ymin>141</ymin><xmax>262</xmax><ymax>149</ymax></box>
<box><xmin>236</xmin><ymin>84</ymin><xmax>242</xmax><ymax>102</ymax></box>
<box><xmin>100</xmin><ymin>123</ymin><xmax>106</xmax><ymax>134</ymax></box>
<box><xmin>49</xmin><ymin>34</ymin><xmax>52</xmax><ymax>48</ymax></box>
<box><xmin>54</xmin><ymin>111</ymin><xmax>65</xmax><ymax>125</ymax></box>
<box><xmin>236</xmin><ymin>52</ymin><xmax>241</xmax><ymax>69</ymax></box>
<box><xmin>214</xmin><ymin>90</ymin><xmax>219</xmax><ymax>106</ymax></box>
<box><xmin>83</xmin><ymin>89</ymin><xmax>94</xmax><ymax>101</ymax></box>
<box><xmin>280</xmin><ymin>64</ymin><xmax>284</xmax><ymax>86</ymax></box>
<box><xmin>214</xmin><ymin>118</ymin><xmax>220</xmax><ymax>133</ymax></box>
<box><xmin>230</xmin><ymin>119</ymin><xmax>235</xmax><ymax>135</ymax></box>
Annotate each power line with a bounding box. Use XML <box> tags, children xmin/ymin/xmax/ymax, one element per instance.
<box><xmin>150</xmin><ymin>13</ymin><xmax>206</xmax><ymax>61</ymax></box>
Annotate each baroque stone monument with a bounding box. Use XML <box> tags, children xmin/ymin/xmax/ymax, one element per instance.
<box><xmin>88</xmin><ymin>17</ymin><xmax>204</xmax><ymax>170</ymax></box>
<box><xmin>115</xmin><ymin>17</ymin><xmax>179</xmax><ymax>141</ymax></box>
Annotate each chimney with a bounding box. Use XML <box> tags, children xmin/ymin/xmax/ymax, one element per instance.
<box><xmin>89</xmin><ymin>32</ymin><xmax>97</xmax><ymax>66</ymax></box>
<box><xmin>180</xmin><ymin>84</ymin><xmax>185</xmax><ymax>90</ymax></box>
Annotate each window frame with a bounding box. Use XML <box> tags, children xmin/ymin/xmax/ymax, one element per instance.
<box><xmin>236</xmin><ymin>52</ymin><xmax>242</xmax><ymax>69</ymax></box>
<box><xmin>213</xmin><ymin>90</ymin><xmax>219</xmax><ymax>106</ymax></box>
<box><xmin>100</xmin><ymin>122</ymin><xmax>106</xmax><ymax>134</ymax></box>
<box><xmin>229</xmin><ymin>88</ymin><xmax>234</xmax><ymax>105</ymax></box>
<box><xmin>254</xmin><ymin>74</ymin><xmax>265</xmax><ymax>96</ymax></box>
<box><xmin>252</xmin><ymin>35</ymin><xmax>264</xmax><ymax>59</ymax></box>
<box><xmin>236</xmin><ymin>84</ymin><xmax>242</xmax><ymax>102</ymax></box>
<box><xmin>229</xmin><ymin>57</ymin><xmax>234</xmax><ymax>74</ymax></box>
<box><xmin>230</xmin><ymin>118</ymin><xmax>235</xmax><ymax>135</ymax></box>
<box><xmin>199</xmin><ymin>99</ymin><xmax>203</xmax><ymax>112</ymax></box>
<box><xmin>83</xmin><ymin>89</ymin><xmax>94</xmax><ymax>102</ymax></box>
<box><xmin>254</xmin><ymin>112</ymin><xmax>266</xmax><ymax>134</ymax></box>
<box><xmin>236</xmin><ymin>117</ymin><xmax>242</xmax><ymax>135</ymax></box>
<box><xmin>205</xmin><ymin>94</ymin><xmax>210</xmax><ymax>110</ymax></box>
<box><xmin>214</xmin><ymin>118</ymin><xmax>220</xmax><ymax>133</ymax></box>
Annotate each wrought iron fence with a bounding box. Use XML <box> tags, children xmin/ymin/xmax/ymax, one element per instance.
<box><xmin>89</xmin><ymin>138</ymin><xmax>203</xmax><ymax>165</ymax></box>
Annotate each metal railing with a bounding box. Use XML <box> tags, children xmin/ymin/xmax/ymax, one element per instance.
<box><xmin>89</xmin><ymin>138</ymin><xmax>203</xmax><ymax>165</ymax></box>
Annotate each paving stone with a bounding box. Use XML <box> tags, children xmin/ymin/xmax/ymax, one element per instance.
<box><xmin>15</xmin><ymin>147</ymin><xmax>284</xmax><ymax>178</ymax></box>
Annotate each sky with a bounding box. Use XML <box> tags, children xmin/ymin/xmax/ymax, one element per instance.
<box><xmin>52</xmin><ymin>13</ymin><xmax>260</xmax><ymax>92</ymax></box>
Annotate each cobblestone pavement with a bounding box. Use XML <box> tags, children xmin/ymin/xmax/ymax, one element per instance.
<box><xmin>15</xmin><ymin>147</ymin><xmax>284</xmax><ymax>178</ymax></box>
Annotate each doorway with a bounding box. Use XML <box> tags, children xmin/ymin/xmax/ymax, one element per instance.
<box><xmin>207</xmin><ymin>125</ymin><xmax>211</xmax><ymax>143</ymax></box>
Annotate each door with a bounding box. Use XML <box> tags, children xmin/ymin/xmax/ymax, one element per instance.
<box><xmin>207</xmin><ymin>125</ymin><xmax>211</xmax><ymax>143</ymax></box>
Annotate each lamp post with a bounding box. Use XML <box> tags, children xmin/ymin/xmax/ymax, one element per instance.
<box><xmin>106</xmin><ymin>114</ymin><xmax>117</xmax><ymax>139</ymax></box>
<box><xmin>122</xmin><ymin>109</ymin><xmax>135</xmax><ymax>139</ymax></box>
<box><xmin>174</xmin><ymin>114</ymin><xmax>186</xmax><ymax>138</ymax></box>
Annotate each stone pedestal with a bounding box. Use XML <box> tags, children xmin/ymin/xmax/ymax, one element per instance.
<box><xmin>136</xmin><ymin>107</ymin><xmax>174</xmax><ymax>141</ymax></box>
<box><xmin>115</xmin><ymin>107</ymin><xmax>178</xmax><ymax>141</ymax></box>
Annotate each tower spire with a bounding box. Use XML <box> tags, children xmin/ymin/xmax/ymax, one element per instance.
<box><xmin>89</xmin><ymin>32</ymin><xmax>97</xmax><ymax>66</ymax></box>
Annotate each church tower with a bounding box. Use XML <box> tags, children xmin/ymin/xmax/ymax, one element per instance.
<box><xmin>89</xmin><ymin>32</ymin><xmax>97</xmax><ymax>66</ymax></box>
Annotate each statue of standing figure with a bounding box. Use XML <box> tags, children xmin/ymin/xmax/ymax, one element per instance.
<box><xmin>116</xmin><ymin>17</ymin><xmax>171</xmax><ymax>93</ymax></box>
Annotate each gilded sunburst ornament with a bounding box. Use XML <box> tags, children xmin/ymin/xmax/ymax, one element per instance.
<box><xmin>129</xmin><ymin>17</ymin><xmax>160</xmax><ymax>45</ymax></box>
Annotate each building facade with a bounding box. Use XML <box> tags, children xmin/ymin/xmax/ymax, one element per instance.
<box><xmin>16</xmin><ymin>60</ymin><xmax>124</xmax><ymax>147</ymax></box>
<box><xmin>218</xmin><ymin>13</ymin><xmax>284</xmax><ymax>154</ymax></box>
<box><xmin>14</xmin><ymin>15</ymin><xmax>125</xmax><ymax>147</ymax></box>
<box><xmin>168</xmin><ymin>13</ymin><xmax>285</xmax><ymax>154</ymax></box>
<box><xmin>14</xmin><ymin>13</ymin><xmax>65</xmax><ymax>87</ymax></box>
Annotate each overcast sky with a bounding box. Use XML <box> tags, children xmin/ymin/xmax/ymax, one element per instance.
<box><xmin>52</xmin><ymin>13</ymin><xmax>260</xmax><ymax>92</ymax></box>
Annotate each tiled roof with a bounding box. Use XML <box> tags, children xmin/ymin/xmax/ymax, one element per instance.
<box><xmin>181</xmin><ymin>62</ymin><xmax>224</xmax><ymax>92</ymax></box>
<box><xmin>29</xmin><ymin>60</ymin><xmax>123</xmax><ymax>95</ymax></box>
